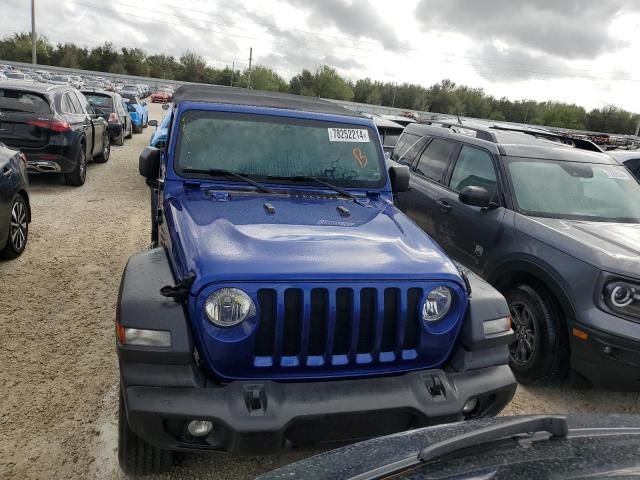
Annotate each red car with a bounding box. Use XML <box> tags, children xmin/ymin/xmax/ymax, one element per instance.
<box><xmin>150</xmin><ymin>88</ymin><xmax>173</xmax><ymax>103</ymax></box>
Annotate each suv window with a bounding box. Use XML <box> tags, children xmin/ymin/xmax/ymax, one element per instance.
<box><xmin>400</xmin><ymin>136</ymin><xmax>429</xmax><ymax>166</ymax></box>
<box><xmin>68</xmin><ymin>92</ymin><xmax>84</xmax><ymax>114</ymax></box>
<box><xmin>449</xmin><ymin>145</ymin><xmax>499</xmax><ymax>202</ymax></box>
<box><xmin>414</xmin><ymin>138</ymin><xmax>457</xmax><ymax>182</ymax></box>
<box><xmin>60</xmin><ymin>93</ymin><xmax>74</xmax><ymax>114</ymax></box>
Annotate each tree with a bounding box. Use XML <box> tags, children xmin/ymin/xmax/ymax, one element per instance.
<box><xmin>121</xmin><ymin>48</ymin><xmax>148</xmax><ymax>77</ymax></box>
<box><xmin>239</xmin><ymin>65</ymin><xmax>288</xmax><ymax>92</ymax></box>
<box><xmin>313</xmin><ymin>65</ymin><xmax>353</xmax><ymax>101</ymax></box>
<box><xmin>289</xmin><ymin>69</ymin><xmax>316</xmax><ymax>96</ymax></box>
<box><xmin>178</xmin><ymin>51</ymin><xmax>207</xmax><ymax>83</ymax></box>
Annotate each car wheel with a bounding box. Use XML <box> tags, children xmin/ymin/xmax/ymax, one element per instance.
<box><xmin>143</xmin><ymin>117</ymin><xmax>148</xmax><ymax>128</ymax></box>
<box><xmin>64</xmin><ymin>145</ymin><xmax>87</xmax><ymax>186</ymax></box>
<box><xmin>125</xmin><ymin>123</ymin><xmax>133</xmax><ymax>139</ymax></box>
<box><xmin>133</xmin><ymin>124</ymin><xmax>143</xmax><ymax>134</ymax></box>
<box><xmin>1</xmin><ymin>194</ymin><xmax>28</xmax><ymax>259</ymax></box>
<box><xmin>94</xmin><ymin>132</ymin><xmax>111</xmax><ymax>163</ymax></box>
<box><xmin>506</xmin><ymin>284</ymin><xmax>568</xmax><ymax>385</ymax></box>
<box><xmin>115</xmin><ymin>128</ymin><xmax>125</xmax><ymax>146</ymax></box>
<box><xmin>118</xmin><ymin>388</ymin><xmax>173</xmax><ymax>476</ymax></box>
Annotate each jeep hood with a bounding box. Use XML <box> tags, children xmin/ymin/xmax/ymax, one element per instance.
<box><xmin>517</xmin><ymin>215</ymin><xmax>640</xmax><ymax>278</ymax></box>
<box><xmin>165</xmin><ymin>188</ymin><xmax>462</xmax><ymax>293</ymax></box>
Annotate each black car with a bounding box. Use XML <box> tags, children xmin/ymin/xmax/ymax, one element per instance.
<box><xmin>0</xmin><ymin>81</ymin><xmax>111</xmax><ymax>186</ymax></box>
<box><xmin>392</xmin><ymin>121</ymin><xmax>640</xmax><ymax>390</ymax></box>
<box><xmin>0</xmin><ymin>143</ymin><xmax>30</xmax><ymax>258</ymax></box>
<box><xmin>258</xmin><ymin>415</ymin><xmax>640</xmax><ymax>480</ymax></box>
<box><xmin>81</xmin><ymin>90</ymin><xmax>132</xmax><ymax>146</ymax></box>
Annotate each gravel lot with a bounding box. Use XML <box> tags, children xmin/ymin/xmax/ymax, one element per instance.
<box><xmin>1</xmin><ymin>102</ymin><xmax>639</xmax><ymax>480</ymax></box>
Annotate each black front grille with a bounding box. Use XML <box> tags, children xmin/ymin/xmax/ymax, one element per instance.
<box><xmin>254</xmin><ymin>286</ymin><xmax>426</xmax><ymax>367</ymax></box>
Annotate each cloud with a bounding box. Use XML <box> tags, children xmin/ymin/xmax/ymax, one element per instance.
<box><xmin>414</xmin><ymin>0</ymin><xmax>638</xmax><ymax>60</ymax></box>
<box><xmin>280</xmin><ymin>0</ymin><xmax>406</xmax><ymax>51</ymax></box>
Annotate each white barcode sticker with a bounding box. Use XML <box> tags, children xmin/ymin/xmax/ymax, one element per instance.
<box><xmin>328</xmin><ymin>128</ymin><xmax>370</xmax><ymax>142</ymax></box>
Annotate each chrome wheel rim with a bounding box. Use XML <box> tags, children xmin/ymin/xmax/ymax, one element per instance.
<box><xmin>104</xmin><ymin>135</ymin><xmax>110</xmax><ymax>158</ymax></box>
<box><xmin>10</xmin><ymin>199</ymin><xmax>27</xmax><ymax>251</ymax></box>
<box><xmin>79</xmin><ymin>151</ymin><xmax>86</xmax><ymax>181</ymax></box>
<box><xmin>509</xmin><ymin>301</ymin><xmax>537</xmax><ymax>366</ymax></box>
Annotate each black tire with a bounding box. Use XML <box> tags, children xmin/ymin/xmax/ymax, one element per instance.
<box><xmin>505</xmin><ymin>284</ymin><xmax>568</xmax><ymax>385</ymax></box>
<box><xmin>94</xmin><ymin>132</ymin><xmax>111</xmax><ymax>163</ymax></box>
<box><xmin>133</xmin><ymin>124</ymin><xmax>143</xmax><ymax>134</ymax></box>
<box><xmin>125</xmin><ymin>123</ymin><xmax>133</xmax><ymax>139</ymax></box>
<box><xmin>115</xmin><ymin>129</ymin><xmax>125</xmax><ymax>146</ymax></box>
<box><xmin>64</xmin><ymin>145</ymin><xmax>87</xmax><ymax>187</ymax></box>
<box><xmin>1</xmin><ymin>194</ymin><xmax>28</xmax><ymax>259</ymax></box>
<box><xmin>118</xmin><ymin>388</ymin><xmax>173</xmax><ymax>476</ymax></box>
<box><xmin>143</xmin><ymin>116</ymin><xmax>148</xmax><ymax>129</ymax></box>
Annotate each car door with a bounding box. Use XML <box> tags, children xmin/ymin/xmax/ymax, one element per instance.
<box><xmin>0</xmin><ymin>152</ymin><xmax>16</xmax><ymax>245</ymax></box>
<box><xmin>394</xmin><ymin>137</ymin><xmax>459</xmax><ymax>246</ymax></box>
<box><xmin>434</xmin><ymin>144</ymin><xmax>507</xmax><ymax>275</ymax></box>
<box><xmin>74</xmin><ymin>91</ymin><xmax>103</xmax><ymax>156</ymax></box>
<box><xmin>62</xmin><ymin>91</ymin><xmax>93</xmax><ymax>158</ymax></box>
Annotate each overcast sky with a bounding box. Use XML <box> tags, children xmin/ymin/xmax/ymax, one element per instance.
<box><xmin>4</xmin><ymin>0</ymin><xmax>640</xmax><ymax>111</ymax></box>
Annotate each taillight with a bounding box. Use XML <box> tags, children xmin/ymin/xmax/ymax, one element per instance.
<box><xmin>28</xmin><ymin>118</ymin><xmax>71</xmax><ymax>133</ymax></box>
<box><xmin>108</xmin><ymin>112</ymin><xmax>118</xmax><ymax>123</ymax></box>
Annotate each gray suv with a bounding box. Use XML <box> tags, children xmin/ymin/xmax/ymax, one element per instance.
<box><xmin>392</xmin><ymin>121</ymin><xmax>640</xmax><ymax>390</ymax></box>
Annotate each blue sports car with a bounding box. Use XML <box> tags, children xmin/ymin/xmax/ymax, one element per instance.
<box><xmin>122</xmin><ymin>94</ymin><xmax>148</xmax><ymax>134</ymax></box>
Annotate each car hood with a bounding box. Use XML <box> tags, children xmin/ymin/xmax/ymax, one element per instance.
<box><xmin>517</xmin><ymin>215</ymin><xmax>640</xmax><ymax>278</ymax></box>
<box><xmin>165</xmin><ymin>185</ymin><xmax>462</xmax><ymax>293</ymax></box>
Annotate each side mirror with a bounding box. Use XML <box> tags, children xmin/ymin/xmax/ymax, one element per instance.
<box><xmin>162</xmin><ymin>104</ymin><xmax>170</xmax><ymax>110</ymax></box>
<box><xmin>459</xmin><ymin>186</ymin><xmax>491</xmax><ymax>208</ymax></box>
<box><xmin>389</xmin><ymin>164</ymin><xmax>410</xmax><ymax>193</ymax></box>
<box><xmin>139</xmin><ymin>147</ymin><xmax>161</xmax><ymax>180</ymax></box>
<box><xmin>148</xmin><ymin>119</ymin><xmax>158</xmax><ymax>127</ymax></box>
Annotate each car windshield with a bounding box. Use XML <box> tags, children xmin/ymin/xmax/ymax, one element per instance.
<box><xmin>175</xmin><ymin>111</ymin><xmax>385</xmax><ymax>188</ymax></box>
<box><xmin>0</xmin><ymin>88</ymin><xmax>50</xmax><ymax>113</ymax></box>
<box><xmin>51</xmin><ymin>75</ymin><xmax>68</xmax><ymax>82</ymax></box>
<box><xmin>506</xmin><ymin>157</ymin><xmax>640</xmax><ymax>222</ymax></box>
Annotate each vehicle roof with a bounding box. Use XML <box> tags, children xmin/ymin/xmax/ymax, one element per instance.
<box><xmin>608</xmin><ymin>149</ymin><xmax>640</xmax><ymax>161</ymax></box>
<box><xmin>404</xmin><ymin>122</ymin><xmax>618</xmax><ymax>164</ymax></box>
<box><xmin>81</xmin><ymin>89</ymin><xmax>116</xmax><ymax>97</ymax></box>
<box><xmin>360</xmin><ymin>113</ymin><xmax>405</xmax><ymax>129</ymax></box>
<box><xmin>0</xmin><ymin>80</ymin><xmax>68</xmax><ymax>93</ymax></box>
<box><xmin>173</xmin><ymin>84</ymin><xmax>365</xmax><ymax>118</ymax></box>
<box><xmin>382</xmin><ymin>114</ymin><xmax>417</xmax><ymax>123</ymax></box>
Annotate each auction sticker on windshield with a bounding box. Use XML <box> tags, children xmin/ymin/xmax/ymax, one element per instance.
<box><xmin>328</xmin><ymin>128</ymin><xmax>370</xmax><ymax>142</ymax></box>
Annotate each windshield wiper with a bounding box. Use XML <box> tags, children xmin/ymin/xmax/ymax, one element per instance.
<box><xmin>267</xmin><ymin>175</ymin><xmax>355</xmax><ymax>199</ymax></box>
<box><xmin>347</xmin><ymin>416</ymin><xmax>569</xmax><ymax>480</ymax></box>
<box><xmin>182</xmin><ymin>168</ymin><xmax>273</xmax><ymax>194</ymax></box>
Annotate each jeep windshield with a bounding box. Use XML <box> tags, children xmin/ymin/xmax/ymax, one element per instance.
<box><xmin>505</xmin><ymin>157</ymin><xmax>640</xmax><ymax>222</ymax></box>
<box><xmin>174</xmin><ymin>111</ymin><xmax>385</xmax><ymax>189</ymax></box>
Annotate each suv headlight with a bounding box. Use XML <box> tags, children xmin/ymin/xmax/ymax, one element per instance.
<box><xmin>603</xmin><ymin>280</ymin><xmax>640</xmax><ymax>319</ymax></box>
<box><xmin>422</xmin><ymin>286</ymin><xmax>453</xmax><ymax>323</ymax></box>
<box><xmin>205</xmin><ymin>288</ymin><xmax>256</xmax><ymax>328</ymax></box>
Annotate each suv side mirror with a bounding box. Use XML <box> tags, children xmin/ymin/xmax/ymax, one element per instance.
<box><xmin>148</xmin><ymin>119</ymin><xmax>159</xmax><ymax>127</ymax></box>
<box><xmin>162</xmin><ymin>104</ymin><xmax>170</xmax><ymax>110</ymax></box>
<box><xmin>139</xmin><ymin>147</ymin><xmax>161</xmax><ymax>180</ymax></box>
<box><xmin>389</xmin><ymin>164</ymin><xmax>410</xmax><ymax>193</ymax></box>
<box><xmin>459</xmin><ymin>186</ymin><xmax>491</xmax><ymax>208</ymax></box>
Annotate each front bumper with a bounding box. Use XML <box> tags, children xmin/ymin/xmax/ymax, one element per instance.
<box><xmin>121</xmin><ymin>364</ymin><xmax>516</xmax><ymax>454</ymax></box>
<box><xmin>571</xmin><ymin>322</ymin><xmax>640</xmax><ymax>391</ymax></box>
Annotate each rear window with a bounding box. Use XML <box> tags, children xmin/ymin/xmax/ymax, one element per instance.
<box><xmin>84</xmin><ymin>94</ymin><xmax>114</xmax><ymax>110</ymax></box>
<box><xmin>0</xmin><ymin>89</ymin><xmax>51</xmax><ymax>114</ymax></box>
<box><xmin>6</xmin><ymin>72</ymin><xmax>26</xmax><ymax>80</ymax></box>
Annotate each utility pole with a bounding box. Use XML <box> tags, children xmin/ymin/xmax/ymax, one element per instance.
<box><xmin>230</xmin><ymin>61</ymin><xmax>234</xmax><ymax>87</ymax></box>
<box><xmin>247</xmin><ymin>47</ymin><xmax>253</xmax><ymax>89</ymax></box>
<box><xmin>31</xmin><ymin>0</ymin><xmax>37</xmax><ymax>65</ymax></box>
<box><xmin>391</xmin><ymin>82</ymin><xmax>397</xmax><ymax>108</ymax></box>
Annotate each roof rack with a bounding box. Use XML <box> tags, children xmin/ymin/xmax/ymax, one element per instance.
<box><xmin>422</xmin><ymin>121</ymin><xmax>497</xmax><ymax>142</ymax></box>
<box><xmin>490</xmin><ymin>125</ymin><xmax>603</xmax><ymax>153</ymax></box>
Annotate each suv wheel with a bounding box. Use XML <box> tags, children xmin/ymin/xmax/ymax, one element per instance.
<box><xmin>64</xmin><ymin>146</ymin><xmax>87</xmax><ymax>186</ymax></box>
<box><xmin>118</xmin><ymin>388</ymin><xmax>173</xmax><ymax>476</ymax></box>
<box><xmin>115</xmin><ymin>128</ymin><xmax>125</xmax><ymax>146</ymax></box>
<box><xmin>94</xmin><ymin>132</ymin><xmax>111</xmax><ymax>163</ymax></box>
<box><xmin>125</xmin><ymin>123</ymin><xmax>133</xmax><ymax>139</ymax></box>
<box><xmin>505</xmin><ymin>284</ymin><xmax>567</xmax><ymax>385</ymax></box>
<box><xmin>1</xmin><ymin>194</ymin><xmax>28</xmax><ymax>258</ymax></box>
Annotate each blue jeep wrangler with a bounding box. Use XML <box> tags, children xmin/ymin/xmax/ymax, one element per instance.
<box><xmin>116</xmin><ymin>85</ymin><xmax>517</xmax><ymax>475</ymax></box>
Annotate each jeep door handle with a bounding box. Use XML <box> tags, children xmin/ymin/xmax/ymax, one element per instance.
<box><xmin>437</xmin><ymin>200</ymin><xmax>452</xmax><ymax>213</ymax></box>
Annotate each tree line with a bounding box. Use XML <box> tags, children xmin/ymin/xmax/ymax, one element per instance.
<box><xmin>1</xmin><ymin>32</ymin><xmax>638</xmax><ymax>135</ymax></box>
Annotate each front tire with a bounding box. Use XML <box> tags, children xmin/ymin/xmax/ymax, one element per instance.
<box><xmin>118</xmin><ymin>388</ymin><xmax>173</xmax><ymax>476</ymax></box>
<box><xmin>125</xmin><ymin>123</ymin><xmax>133</xmax><ymax>139</ymax></box>
<box><xmin>133</xmin><ymin>124</ymin><xmax>143</xmax><ymax>134</ymax></box>
<box><xmin>115</xmin><ymin>128</ymin><xmax>125</xmax><ymax>146</ymax></box>
<box><xmin>506</xmin><ymin>284</ymin><xmax>568</xmax><ymax>385</ymax></box>
<box><xmin>1</xmin><ymin>194</ymin><xmax>28</xmax><ymax>259</ymax></box>
<box><xmin>94</xmin><ymin>132</ymin><xmax>111</xmax><ymax>163</ymax></box>
<box><xmin>64</xmin><ymin>145</ymin><xmax>87</xmax><ymax>187</ymax></box>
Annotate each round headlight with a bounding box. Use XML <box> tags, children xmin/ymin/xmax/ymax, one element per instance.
<box><xmin>422</xmin><ymin>287</ymin><xmax>453</xmax><ymax>323</ymax></box>
<box><xmin>205</xmin><ymin>288</ymin><xmax>255</xmax><ymax>328</ymax></box>
<box><xmin>610</xmin><ymin>284</ymin><xmax>634</xmax><ymax>308</ymax></box>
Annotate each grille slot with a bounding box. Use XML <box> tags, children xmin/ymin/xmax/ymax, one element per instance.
<box><xmin>255</xmin><ymin>285</ymin><xmax>427</xmax><ymax>367</ymax></box>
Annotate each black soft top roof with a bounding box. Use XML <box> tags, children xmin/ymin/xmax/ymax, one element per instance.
<box><xmin>173</xmin><ymin>84</ymin><xmax>364</xmax><ymax>118</ymax></box>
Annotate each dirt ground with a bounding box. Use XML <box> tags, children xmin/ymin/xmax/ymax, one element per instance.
<box><xmin>1</xmin><ymin>102</ymin><xmax>639</xmax><ymax>480</ymax></box>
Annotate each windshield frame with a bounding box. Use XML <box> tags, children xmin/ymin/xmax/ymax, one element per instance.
<box><xmin>168</xmin><ymin>104</ymin><xmax>388</xmax><ymax>191</ymax></box>
<box><xmin>503</xmin><ymin>155</ymin><xmax>640</xmax><ymax>223</ymax></box>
